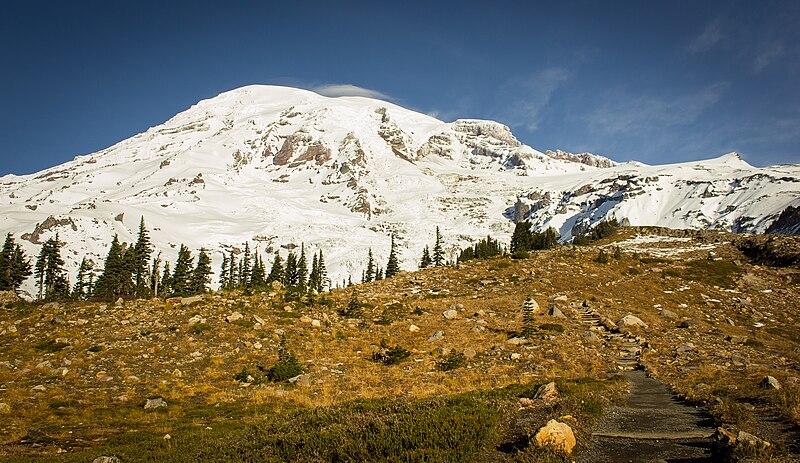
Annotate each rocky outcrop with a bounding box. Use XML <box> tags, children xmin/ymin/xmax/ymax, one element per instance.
<box><xmin>544</xmin><ymin>149</ymin><xmax>616</xmax><ymax>168</ymax></box>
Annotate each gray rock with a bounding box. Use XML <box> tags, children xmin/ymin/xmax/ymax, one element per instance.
<box><xmin>93</xmin><ymin>457</ymin><xmax>122</xmax><ymax>463</ymax></box>
<box><xmin>427</xmin><ymin>330</ymin><xmax>444</xmax><ymax>342</ymax></box>
<box><xmin>471</xmin><ymin>326</ymin><xmax>486</xmax><ymax>332</ymax></box>
<box><xmin>679</xmin><ymin>319</ymin><xmax>696</xmax><ymax>329</ymax></box>
<box><xmin>760</xmin><ymin>375</ymin><xmax>781</xmax><ymax>390</ymax></box>
<box><xmin>462</xmin><ymin>348</ymin><xmax>477</xmax><ymax>359</ymax></box>
<box><xmin>180</xmin><ymin>295</ymin><xmax>202</xmax><ymax>305</ymax></box>
<box><xmin>506</xmin><ymin>337</ymin><xmax>528</xmax><ymax>345</ymax></box>
<box><xmin>225</xmin><ymin>312</ymin><xmax>244</xmax><ymax>323</ymax></box>
<box><xmin>534</xmin><ymin>382</ymin><xmax>559</xmax><ymax>401</ymax></box>
<box><xmin>618</xmin><ymin>315</ymin><xmax>647</xmax><ymax>328</ymax></box>
<box><xmin>736</xmin><ymin>431</ymin><xmax>771</xmax><ymax>451</ymax></box>
<box><xmin>730</xmin><ymin>354</ymin><xmax>748</xmax><ymax>366</ymax></box>
<box><xmin>144</xmin><ymin>397</ymin><xmax>168</xmax><ymax>410</ymax></box>
<box><xmin>114</xmin><ymin>297</ymin><xmax>124</xmax><ymax>307</ymax></box>
<box><xmin>547</xmin><ymin>306</ymin><xmax>566</xmax><ymax>319</ymax></box>
<box><xmin>442</xmin><ymin>309</ymin><xmax>458</xmax><ymax>320</ymax></box>
<box><xmin>660</xmin><ymin>309</ymin><xmax>677</xmax><ymax>318</ymax></box>
<box><xmin>581</xmin><ymin>331</ymin><xmax>601</xmax><ymax>343</ymax></box>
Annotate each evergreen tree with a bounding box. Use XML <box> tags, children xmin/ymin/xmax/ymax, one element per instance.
<box><xmin>297</xmin><ymin>244</ymin><xmax>308</xmax><ymax>292</ymax></box>
<box><xmin>161</xmin><ymin>261</ymin><xmax>171</xmax><ymax>297</ymax></box>
<box><xmin>170</xmin><ymin>245</ymin><xmax>193</xmax><ymax>297</ymax></box>
<box><xmin>71</xmin><ymin>257</ymin><xmax>93</xmax><ymax>300</ymax></box>
<box><xmin>316</xmin><ymin>250</ymin><xmax>327</xmax><ymax>292</ymax></box>
<box><xmin>364</xmin><ymin>248</ymin><xmax>375</xmax><ymax>282</ymax></box>
<box><xmin>309</xmin><ymin>252</ymin><xmax>319</xmax><ymax>294</ymax></box>
<box><xmin>267</xmin><ymin>251</ymin><xmax>284</xmax><ymax>284</ymax></box>
<box><xmin>420</xmin><ymin>245</ymin><xmax>432</xmax><ymax>268</ymax></box>
<box><xmin>0</xmin><ymin>233</ymin><xmax>31</xmax><ymax>293</ymax></box>
<box><xmin>150</xmin><ymin>253</ymin><xmax>162</xmax><ymax>297</ymax></box>
<box><xmin>250</xmin><ymin>252</ymin><xmax>266</xmax><ymax>289</ymax></box>
<box><xmin>219</xmin><ymin>252</ymin><xmax>230</xmax><ymax>290</ymax></box>
<box><xmin>432</xmin><ymin>227</ymin><xmax>444</xmax><ymax>266</ymax></box>
<box><xmin>132</xmin><ymin>217</ymin><xmax>153</xmax><ymax>298</ymax></box>
<box><xmin>227</xmin><ymin>250</ymin><xmax>237</xmax><ymax>290</ymax></box>
<box><xmin>34</xmin><ymin>235</ymin><xmax>69</xmax><ymax>301</ymax></box>
<box><xmin>240</xmin><ymin>242</ymin><xmax>252</xmax><ymax>288</ymax></box>
<box><xmin>510</xmin><ymin>222</ymin><xmax>533</xmax><ymax>254</ymax></box>
<box><xmin>94</xmin><ymin>235</ymin><xmax>133</xmax><ymax>301</ymax></box>
<box><xmin>375</xmin><ymin>266</ymin><xmax>383</xmax><ymax>280</ymax></box>
<box><xmin>385</xmin><ymin>235</ymin><xmax>400</xmax><ymax>278</ymax></box>
<box><xmin>284</xmin><ymin>251</ymin><xmax>298</xmax><ymax>287</ymax></box>
<box><xmin>189</xmin><ymin>248</ymin><xmax>213</xmax><ymax>294</ymax></box>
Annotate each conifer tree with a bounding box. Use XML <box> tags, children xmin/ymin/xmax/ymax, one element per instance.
<box><xmin>227</xmin><ymin>250</ymin><xmax>237</xmax><ymax>290</ymax></box>
<box><xmin>161</xmin><ymin>261</ymin><xmax>171</xmax><ymax>297</ymax></box>
<box><xmin>250</xmin><ymin>252</ymin><xmax>266</xmax><ymax>289</ymax></box>
<box><xmin>219</xmin><ymin>252</ymin><xmax>230</xmax><ymax>290</ymax></box>
<box><xmin>71</xmin><ymin>257</ymin><xmax>93</xmax><ymax>300</ymax></box>
<box><xmin>132</xmin><ymin>217</ymin><xmax>153</xmax><ymax>298</ymax></box>
<box><xmin>0</xmin><ymin>233</ymin><xmax>31</xmax><ymax>293</ymax></box>
<box><xmin>240</xmin><ymin>242</ymin><xmax>252</xmax><ymax>288</ymax></box>
<box><xmin>309</xmin><ymin>252</ymin><xmax>319</xmax><ymax>294</ymax></box>
<box><xmin>420</xmin><ymin>245</ymin><xmax>432</xmax><ymax>268</ymax></box>
<box><xmin>34</xmin><ymin>235</ymin><xmax>69</xmax><ymax>301</ymax></box>
<box><xmin>297</xmin><ymin>244</ymin><xmax>308</xmax><ymax>292</ymax></box>
<box><xmin>432</xmin><ymin>227</ymin><xmax>444</xmax><ymax>266</ymax></box>
<box><xmin>364</xmin><ymin>248</ymin><xmax>375</xmax><ymax>282</ymax></box>
<box><xmin>316</xmin><ymin>250</ymin><xmax>327</xmax><ymax>292</ymax></box>
<box><xmin>375</xmin><ymin>266</ymin><xmax>383</xmax><ymax>280</ymax></box>
<box><xmin>94</xmin><ymin>235</ymin><xmax>131</xmax><ymax>301</ymax></box>
<box><xmin>385</xmin><ymin>235</ymin><xmax>400</xmax><ymax>278</ymax></box>
<box><xmin>150</xmin><ymin>253</ymin><xmax>162</xmax><ymax>297</ymax></box>
<box><xmin>284</xmin><ymin>251</ymin><xmax>298</xmax><ymax>287</ymax></box>
<box><xmin>267</xmin><ymin>251</ymin><xmax>283</xmax><ymax>284</ymax></box>
<box><xmin>189</xmin><ymin>248</ymin><xmax>213</xmax><ymax>294</ymax></box>
<box><xmin>170</xmin><ymin>245</ymin><xmax>193</xmax><ymax>297</ymax></box>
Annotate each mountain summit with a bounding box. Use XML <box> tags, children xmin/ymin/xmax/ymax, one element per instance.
<box><xmin>1</xmin><ymin>85</ymin><xmax>798</xmax><ymax>296</ymax></box>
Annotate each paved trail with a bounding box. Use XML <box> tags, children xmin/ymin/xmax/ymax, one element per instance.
<box><xmin>580</xmin><ymin>371</ymin><xmax>716</xmax><ymax>463</ymax></box>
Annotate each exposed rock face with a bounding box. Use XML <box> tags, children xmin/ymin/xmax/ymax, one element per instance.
<box><xmin>452</xmin><ymin>119</ymin><xmax>521</xmax><ymax>147</ymax></box>
<box><xmin>766</xmin><ymin>205</ymin><xmax>800</xmax><ymax>235</ymax></box>
<box><xmin>533</xmin><ymin>419</ymin><xmax>576</xmax><ymax>454</ymax></box>
<box><xmin>544</xmin><ymin>149</ymin><xmax>616</xmax><ymax>168</ymax></box>
<box><xmin>760</xmin><ymin>375</ymin><xmax>781</xmax><ymax>390</ymax></box>
<box><xmin>144</xmin><ymin>397</ymin><xmax>167</xmax><ymax>409</ymax></box>
<box><xmin>534</xmin><ymin>382</ymin><xmax>560</xmax><ymax>402</ymax></box>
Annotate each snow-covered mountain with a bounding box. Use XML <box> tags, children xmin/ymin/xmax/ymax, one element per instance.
<box><xmin>1</xmin><ymin>85</ymin><xmax>798</xmax><ymax>297</ymax></box>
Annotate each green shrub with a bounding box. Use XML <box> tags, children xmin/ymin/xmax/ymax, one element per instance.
<box><xmin>34</xmin><ymin>339</ymin><xmax>69</xmax><ymax>352</ymax></box>
<box><xmin>372</xmin><ymin>346</ymin><xmax>411</xmax><ymax>365</ymax></box>
<box><xmin>189</xmin><ymin>322</ymin><xmax>211</xmax><ymax>334</ymax></box>
<box><xmin>595</xmin><ymin>250</ymin><xmax>609</xmax><ymax>263</ymax></box>
<box><xmin>539</xmin><ymin>323</ymin><xmax>564</xmax><ymax>333</ymax></box>
<box><xmin>438</xmin><ymin>352</ymin><xmax>467</xmax><ymax>371</ymax></box>
<box><xmin>267</xmin><ymin>335</ymin><xmax>304</xmax><ymax>382</ymax></box>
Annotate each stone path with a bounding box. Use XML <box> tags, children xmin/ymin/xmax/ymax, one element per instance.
<box><xmin>575</xmin><ymin>306</ymin><xmax>646</xmax><ymax>371</ymax></box>
<box><xmin>580</xmin><ymin>370</ymin><xmax>716</xmax><ymax>463</ymax></box>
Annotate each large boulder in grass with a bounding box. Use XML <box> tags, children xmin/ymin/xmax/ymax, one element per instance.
<box><xmin>618</xmin><ymin>315</ymin><xmax>648</xmax><ymax>329</ymax></box>
<box><xmin>533</xmin><ymin>381</ymin><xmax>560</xmax><ymax>402</ymax></box>
<box><xmin>533</xmin><ymin>419</ymin><xmax>576</xmax><ymax>454</ymax></box>
<box><xmin>760</xmin><ymin>376</ymin><xmax>781</xmax><ymax>390</ymax></box>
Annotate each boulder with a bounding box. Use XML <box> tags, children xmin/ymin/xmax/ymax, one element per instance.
<box><xmin>521</xmin><ymin>298</ymin><xmax>543</xmax><ymax>315</ymax></box>
<box><xmin>93</xmin><ymin>457</ymin><xmax>122</xmax><ymax>463</ymax></box>
<box><xmin>713</xmin><ymin>427</ymin><xmax>737</xmax><ymax>447</ymax></box>
<box><xmin>442</xmin><ymin>309</ymin><xmax>458</xmax><ymax>320</ymax></box>
<box><xmin>226</xmin><ymin>312</ymin><xmax>244</xmax><ymax>323</ymax></box>
<box><xmin>462</xmin><ymin>347</ymin><xmax>477</xmax><ymax>359</ymax></box>
<box><xmin>618</xmin><ymin>315</ymin><xmax>647</xmax><ymax>328</ymax></box>
<box><xmin>581</xmin><ymin>331</ymin><xmax>601</xmax><ymax>343</ymax></box>
<box><xmin>534</xmin><ymin>382</ymin><xmax>559</xmax><ymax>402</ymax></box>
<box><xmin>736</xmin><ymin>431</ymin><xmax>771</xmax><ymax>451</ymax></box>
<box><xmin>547</xmin><ymin>306</ymin><xmax>566</xmax><ymax>319</ymax></box>
<box><xmin>660</xmin><ymin>309</ymin><xmax>678</xmax><ymax>319</ymax></box>
<box><xmin>760</xmin><ymin>376</ymin><xmax>781</xmax><ymax>390</ymax></box>
<box><xmin>409</xmin><ymin>324</ymin><xmax>420</xmax><ymax>332</ymax></box>
<box><xmin>533</xmin><ymin>419</ymin><xmax>576</xmax><ymax>454</ymax></box>
<box><xmin>144</xmin><ymin>397</ymin><xmax>168</xmax><ymax>410</ymax></box>
<box><xmin>427</xmin><ymin>330</ymin><xmax>444</xmax><ymax>342</ymax></box>
<box><xmin>180</xmin><ymin>295</ymin><xmax>202</xmax><ymax>305</ymax></box>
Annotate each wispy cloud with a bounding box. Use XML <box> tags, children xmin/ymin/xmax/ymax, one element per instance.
<box><xmin>687</xmin><ymin>18</ymin><xmax>727</xmax><ymax>53</ymax></box>
<box><xmin>311</xmin><ymin>84</ymin><xmax>390</xmax><ymax>100</ymax></box>
<box><xmin>495</xmin><ymin>67</ymin><xmax>571</xmax><ymax>131</ymax></box>
<box><xmin>585</xmin><ymin>82</ymin><xmax>731</xmax><ymax>136</ymax></box>
<box><xmin>753</xmin><ymin>40</ymin><xmax>785</xmax><ymax>73</ymax></box>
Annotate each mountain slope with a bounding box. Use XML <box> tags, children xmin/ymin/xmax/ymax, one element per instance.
<box><xmin>0</xmin><ymin>85</ymin><xmax>798</xmax><ymax>298</ymax></box>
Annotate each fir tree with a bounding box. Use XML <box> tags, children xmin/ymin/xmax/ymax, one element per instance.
<box><xmin>0</xmin><ymin>233</ymin><xmax>31</xmax><ymax>293</ymax></box>
<box><xmin>250</xmin><ymin>252</ymin><xmax>266</xmax><ymax>289</ymax></box>
<box><xmin>132</xmin><ymin>217</ymin><xmax>153</xmax><ymax>298</ymax></box>
<box><xmin>219</xmin><ymin>252</ymin><xmax>230</xmax><ymax>290</ymax></box>
<box><xmin>316</xmin><ymin>250</ymin><xmax>327</xmax><ymax>292</ymax></box>
<box><xmin>240</xmin><ymin>242</ymin><xmax>252</xmax><ymax>288</ymax></box>
<box><xmin>385</xmin><ymin>235</ymin><xmax>400</xmax><ymax>278</ymax></box>
<box><xmin>170</xmin><ymin>245</ymin><xmax>193</xmax><ymax>297</ymax></box>
<box><xmin>309</xmin><ymin>252</ymin><xmax>319</xmax><ymax>294</ymax></box>
<box><xmin>267</xmin><ymin>251</ymin><xmax>283</xmax><ymax>284</ymax></box>
<box><xmin>150</xmin><ymin>253</ymin><xmax>162</xmax><ymax>297</ymax></box>
<box><xmin>432</xmin><ymin>227</ymin><xmax>444</xmax><ymax>266</ymax></box>
<box><xmin>364</xmin><ymin>248</ymin><xmax>375</xmax><ymax>282</ymax></box>
<box><xmin>189</xmin><ymin>248</ymin><xmax>213</xmax><ymax>294</ymax></box>
<box><xmin>71</xmin><ymin>257</ymin><xmax>92</xmax><ymax>300</ymax></box>
<box><xmin>94</xmin><ymin>235</ymin><xmax>132</xmax><ymax>301</ymax></box>
<box><xmin>34</xmin><ymin>235</ymin><xmax>69</xmax><ymax>301</ymax></box>
<box><xmin>284</xmin><ymin>251</ymin><xmax>298</xmax><ymax>287</ymax></box>
<box><xmin>297</xmin><ymin>244</ymin><xmax>308</xmax><ymax>292</ymax></box>
<box><xmin>420</xmin><ymin>245</ymin><xmax>432</xmax><ymax>268</ymax></box>
<box><xmin>375</xmin><ymin>266</ymin><xmax>383</xmax><ymax>280</ymax></box>
<box><xmin>161</xmin><ymin>261</ymin><xmax>171</xmax><ymax>297</ymax></box>
<box><xmin>227</xmin><ymin>250</ymin><xmax>237</xmax><ymax>290</ymax></box>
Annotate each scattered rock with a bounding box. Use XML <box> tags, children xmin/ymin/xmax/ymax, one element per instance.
<box><xmin>760</xmin><ymin>376</ymin><xmax>781</xmax><ymax>390</ymax></box>
<box><xmin>785</xmin><ymin>376</ymin><xmax>799</xmax><ymax>388</ymax></box>
<box><xmin>114</xmin><ymin>297</ymin><xmax>124</xmax><ymax>307</ymax></box>
<box><xmin>93</xmin><ymin>457</ymin><xmax>122</xmax><ymax>463</ymax></box>
<box><xmin>144</xmin><ymin>397</ymin><xmax>168</xmax><ymax>410</ymax></box>
<box><xmin>510</xmin><ymin>353</ymin><xmax>522</xmax><ymax>360</ymax></box>
<box><xmin>180</xmin><ymin>295</ymin><xmax>202</xmax><ymax>305</ymax></box>
<box><xmin>226</xmin><ymin>312</ymin><xmax>244</xmax><ymax>323</ymax></box>
<box><xmin>618</xmin><ymin>315</ymin><xmax>647</xmax><ymax>328</ymax></box>
<box><xmin>547</xmin><ymin>306</ymin><xmax>566</xmax><ymax>318</ymax></box>
<box><xmin>534</xmin><ymin>381</ymin><xmax>559</xmax><ymax>402</ymax></box>
<box><xmin>442</xmin><ymin>309</ymin><xmax>458</xmax><ymax>320</ymax></box>
<box><xmin>553</xmin><ymin>295</ymin><xmax>568</xmax><ymax>302</ymax></box>
<box><xmin>506</xmin><ymin>337</ymin><xmax>528</xmax><ymax>345</ymax></box>
<box><xmin>471</xmin><ymin>326</ymin><xmax>485</xmax><ymax>332</ymax></box>
<box><xmin>32</xmin><ymin>385</ymin><xmax>46</xmax><ymax>392</ymax></box>
<box><xmin>188</xmin><ymin>315</ymin><xmax>206</xmax><ymax>325</ymax></box>
<box><xmin>713</xmin><ymin>427</ymin><xmax>737</xmax><ymax>447</ymax></box>
<box><xmin>409</xmin><ymin>324</ymin><xmax>420</xmax><ymax>332</ymax></box>
<box><xmin>427</xmin><ymin>330</ymin><xmax>444</xmax><ymax>342</ymax></box>
<box><xmin>462</xmin><ymin>347</ymin><xmax>477</xmax><ymax>359</ymax></box>
<box><xmin>311</xmin><ymin>319</ymin><xmax>321</xmax><ymax>327</ymax></box>
<box><xmin>533</xmin><ymin>419</ymin><xmax>576</xmax><ymax>454</ymax></box>
<box><xmin>679</xmin><ymin>319</ymin><xmax>697</xmax><ymax>329</ymax></box>
<box><xmin>660</xmin><ymin>309</ymin><xmax>677</xmax><ymax>319</ymax></box>
<box><xmin>581</xmin><ymin>331</ymin><xmax>601</xmax><ymax>343</ymax></box>
<box><xmin>521</xmin><ymin>298</ymin><xmax>543</xmax><ymax>315</ymax></box>
<box><xmin>253</xmin><ymin>314</ymin><xmax>266</xmax><ymax>325</ymax></box>
<box><xmin>0</xmin><ymin>403</ymin><xmax>10</xmax><ymax>414</ymax></box>
<box><xmin>519</xmin><ymin>397</ymin><xmax>534</xmax><ymax>407</ymax></box>
<box><xmin>736</xmin><ymin>431</ymin><xmax>771</xmax><ymax>451</ymax></box>
<box><xmin>434</xmin><ymin>347</ymin><xmax>451</xmax><ymax>356</ymax></box>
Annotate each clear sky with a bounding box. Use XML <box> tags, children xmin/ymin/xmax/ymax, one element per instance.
<box><xmin>1</xmin><ymin>0</ymin><xmax>798</xmax><ymax>175</ymax></box>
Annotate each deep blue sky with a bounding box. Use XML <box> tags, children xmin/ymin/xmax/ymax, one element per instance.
<box><xmin>1</xmin><ymin>0</ymin><xmax>798</xmax><ymax>175</ymax></box>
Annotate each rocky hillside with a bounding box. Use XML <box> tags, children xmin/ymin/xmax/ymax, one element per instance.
<box><xmin>0</xmin><ymin>227</ymin><xmax>798</xmax><ymax>461</ymax></box>
<box><xmin>0</xmin><ymin>85</ymin><xmax>798</xmax><ymax>298</ymax></box>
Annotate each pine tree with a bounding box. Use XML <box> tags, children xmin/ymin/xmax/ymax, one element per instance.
<box><xmin>0</xmin><ymin>233</ymin><xmax>31</xmax><ymax>293</ymax></box>
<box><xmin>150</xmin><ymin>253</ymin><xmax>162</xmax><ymax>297</ymax></box>
<box><xmin>34</xmin><ymin>235</ymin><xmax>69</xmax><ymax>301</ymax></box>
<box><xmin>364</xmin><ymin>248</ymin><xmax>375</xmax><ymax>282</ymax></box>
<box><xmin>161</xmin><ymin>261</ymin><xmax>171</xmax><ymax>297</ymax></box>
<box><xmin>284</xmin><ymin>251</ymin><xmax>298</xmax><ymax>287</ymax></box>
<box><xmin>71</xmin><ymin>257</ymin><xmax>92</xmax><ymax>300</ymax></box>
<box><xmin>267</xmin><ymin>251</ymin><xmax>283</xmax><ymax>284</ymax></box>
<box><xmin>170</xmin><ymin>245</ymin><xmax>193</xmax><ymax>297</ymax></box>
<box><xmin>309</xmin><ymin>252</ymin><xmax>319</xmax><ymax>294</ymax></box>
<box><xmin>316</xmin><ymin>250</ymin><xmax>327</xmax><ymax>292</ymax></box>
<box><xmin>189</xmin><ymin>248</ymin><xmax>213</xmax><ymax>294</ymax></box>
<box><xmin>132</xmin><ymin>217</ymin><xmax>153</xmax><ymax>298</ymax></box>
<box><xmin>510</xmin><ymin>222</ymin><xmax>533</xmax><ymax>254</ymax></box>
<box><xmin>93</xmin><ymin>235</ymin><xmax>132</xmax><ymax>301</ymax></box>
<box><xmin>297</xmin><ymin>244</ymin><xmax>308</xmax><ymax>292</ymax></box>
<box><xmin>227</xmin><ymin>250</ymin><xmax>237</xmax><ymax>290</ymax></box>
<box><xmin>219</xmin><ymin>252</ymin><xmax>230</xmax><ymax>290</ymax></box>
<box><xmin>250</xmin><ymin>252</ymin><xmax>266</xmax><ymax>289</ymax></box>
<box><xmin>240</xmin><ymin>243</ymin><xmax>252</xmax><ymax>288</ymax></box>
<box><xmin>385</xmin><ymin>235</ymin><xmax>400</xmax><ymax>278</ymax></box>
<box><xmin>432</xmin><ymin>227</ymin><xmax>444</xmax><ymax>266</ymax></box>
<box><xmin>420</xmin><ymin>245</ymin><xmax>432</xmax><ymax>268</ymax></box>
<box><xmin>375</xmin><ymin>266</ymin><xmax>383</xmax><ymax>280</ymax></box>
